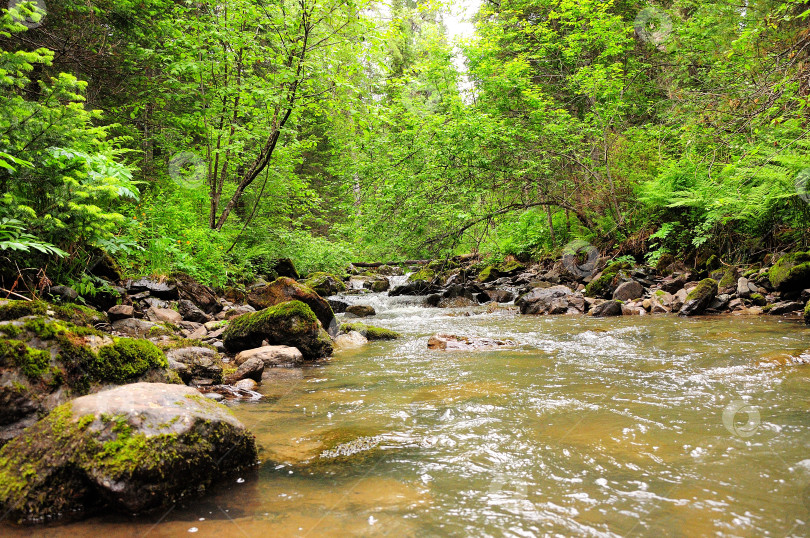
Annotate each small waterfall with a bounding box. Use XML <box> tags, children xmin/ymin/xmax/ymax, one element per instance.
<box><xmin>388</xmin><ymin>273</ymin><xmax>412</xmax><ymax>289</ymax></box>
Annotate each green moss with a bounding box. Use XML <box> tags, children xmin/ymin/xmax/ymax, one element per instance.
<box><xmin>155</xmin><ymin>337</ymin><xmax>216</xmax><ymax>353</ymax></box>
<box><xmin>93</xmin><ymin>339</ymin><xmax>168</xmax><ymax>384</ymax></box>
<box><xmin>478</xmin><ymin>265</ymin><xmax>498</xmax><ymax>283</ymax></box>
<box><xmin>655</xmin><ymin>253</ymin><xmax>676</xmax><ymax>273</ymax></box>
<box><xmin>704</xmin><ymin>254</ymin><xmax>720</xmax><ymax>271</ymax></box>
<box><xmin>686</xmin><ymin>278</ymin><xmax>718</xmax><ymax>302</ymax></box>
<box><xmin>768</xmin><ymin>252</ymin><xmax>810</xmax><ymax>291</ymax></box>
<box><xmin>147</xmin><ymin>324</ymin><xmax>175</xmax><ymax>337</ymax></box>
<box><xmin>408</xmin><ymin>268</ymin><xmax>436</xmax><ymax>282</ymax></box>
<box><xmin>499</xmin><ymin>260</ymin><xmax>525</xmax><ymax>273</ymax></box>
<box><xmin>0</xmin><ymin>300</ymin><xmax>105</xmax><ymax>326</ymax></box>
<box><xmin>584</xmin><ymin>272</ymin><xmax>617</xmax><ymax>298</ymax></box>
<box><xmin>748</xmin><ymin>293</ymin><xmax>766</xmax><ymax>306</ymax></box>
<box><xmin>303</xmin><ymin>272</ymin><xmax>347</xmax><ymax>295</ymax></box>
<box><xmin>0</xmin><ymin>339</ymin><xmax>51</xmax><ymax>379</ymax></box>
<box><xmin>340</xmin><ymin>322</ymin><xmax>401</xmax><ymax>340</ymax></box>
<box><xmin>804</xmin><ymin>300</ymin><xmax>810</xmax><ymax>325</ymax></box>
<box><xmin>718</xmin><ymin>267</ymin><xmax>737</xmax><ymax>288</ymax></box>
<box><xmin>604</xmin><ymin>261</ymin><xmax>631</xmax><ymax>274</ymax></box>
<box><xmin>742</xmin><ymin>265</ymin><xmax>761</xmax><ymax>278</ymax></box>
<box><xmin>762</xmin><ymin>304</ymin><xmax>773</xmax><ymax>313</ymax></box>
<box><xmin>0</xmin><ymin>322</ymin><xmax>22</xmax><ymax>338</ymax></box>
<box><xmin>227</xmin><ymin>300</ymin><xmax>317</xmax><ymax>340</ymax></box>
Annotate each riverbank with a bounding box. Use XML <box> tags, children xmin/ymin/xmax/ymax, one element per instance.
<box><xmin>1</xmin><ymin>249</ymin><xmax>809</xmax><ymax>525</ymax></box>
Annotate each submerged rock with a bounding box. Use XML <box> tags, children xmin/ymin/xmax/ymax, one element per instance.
<box><xmin>334</xmin><ymin>331</ymin><xmax>369</xmax><ymax>350</ymax></box>
<box><xmin>247</xmin><ymin>277</ymin><xmax>338</xmax><ymax>336</ymax></box>
<box><xmin>224</xmin><ymin>356</ymin><xmax>264</xmax><ymax>384</ymax></box>
<box><xmin>222</xmin><ymin>301</ymin><xmax>333</xmax><ymax>360</ymax></box>
<box><xmin>427</xmin><ymin>333</ymin><xmax>515</xmax><ymax>351</ymax></box>
<box><xmin>339</xmin><ymin>322</ymin><xmax>401</xmax><ymax>340</ymax></box>
<box><xmin>0</xmin><ymin>383</ymin><xmax>257</xmax><ymax>524</ymax></box>
<box><xmin>345</xmin><ymin>304</ymin><xmax>376</xmax><ymax>318</ymax></box>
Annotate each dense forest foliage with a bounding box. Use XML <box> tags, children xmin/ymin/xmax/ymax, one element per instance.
<box><xmin>1</xmin><ymin>0</ymin><xmax>808</xmax><ymax>289</ymax></box>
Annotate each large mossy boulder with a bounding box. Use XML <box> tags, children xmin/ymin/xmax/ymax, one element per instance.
<box><xmin>222</xmin><ymin>301</ymin><xmax>333</xmax><ymax>359</ymax></box>
<box><xmin>678</xmin><ymin>279</ymin><xmax>718</xmax><ymax>316</ymax></box>
<box><xmin>302</xmin><ymin>272</ymin><xmax>346</xmax><ymax>296</ymax></box>
<box><xmin>768</xmin><ymin>252</ymin><xmax>810</xmax><ymax>292</ymax></box>
<box><xmin>0</xmin><ymin>317</ymin><xmax>173</xmax><ymax>446</ymax></box>
<box><xmin>0</xmin><ymin>383</ymin><xmax>257</xmax><ymax>524</ymax></box>
<box><xmin>0</xmin><ymin>300</ymin><xmax>105</xmax><ymax>326</ymax></box>
<box><xmin>804</xmin><ymin>300</ymin><xmax>810</xmax><ymax>325</ymax></box>
<box><xmin>247</xmin><ymin>277</ymin><xmax>337</xmax><ymax>336</ymax></box>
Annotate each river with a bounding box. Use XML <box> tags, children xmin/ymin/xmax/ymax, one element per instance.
<box><xmin>11</xmin><ymin>291</ymin><xmax>810</xmax><ymax>537</ymax></box>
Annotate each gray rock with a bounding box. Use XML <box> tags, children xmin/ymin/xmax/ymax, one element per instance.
<box><xmin>225</xmin><ymin>357</ymin><xmax>264</xmax><ymax>384</ymax></box>
<box><xmin>516</xmin><ymin>285</ymin><xmax>584</xmax><ymax>315</ymax></box>
<box><xmin>147</xmin><ymin>307</ymin><xmax>183</xmax><ymax>324</ymax></box>
<box><xmin>111</xmin><ymin>318</ymin><xmax>157</xmax><ymax>337</ymax></box>
<box><xmin>0</xmin><ymin>383</ymin><xmax>256</xmax><ymax>524</ymax></box>
<box><xmin>48</xmin><ymin>285</ymin><xmax>79</xmax><ymax>301</ymax></box>
<box><xmin>737</xmin><ymin>277</ymin><xmax>752</xmax><ymax>298</ymax></box>
<box><xmin>107</xmin><ymin>304</ymin><xmax>134</xmax><ymax>321</ymax></box>
<box><xmin>166</xmin><ymin>346</ymin><xmax>223</xmax><ymax>385</ymax></box>
<box><xmin>589</xmin><ymin>300</ymin><xmax>623</xmax><ymax>317</ymax></box>
<box><xmin>234</xmin><ymin>345</ymin><xmax>304</xmax><ymax>368</ymax></box>
<box><xmin>612</xmin><ymin>281</ymin><xmax>644</xmax><ymax>302</ymax></box>
<box><xmin>766</xmin><ymin>301</ymin><xmax>804</xmax><ymax>315</ymax></box>
<box><xmin>127</xmin><ymin>278</ymin><xmax>178</xmax><ymax>299</ymax></box>
<box><xmin>179</xmin><ymin>299</ymin><xmax>211</xmax><ymax>323</ymax></box>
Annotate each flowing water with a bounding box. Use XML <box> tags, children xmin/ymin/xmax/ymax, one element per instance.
<box><xmin>10</xmin><ymin>292</ymin><xmax>810</xmax><ymax>537</ymax></box>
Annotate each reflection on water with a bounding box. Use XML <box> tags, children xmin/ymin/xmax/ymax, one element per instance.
<box><xmin>7</xmin><ymin>293</ymin><xmax>810</xmax><ymax>537</ymax></box>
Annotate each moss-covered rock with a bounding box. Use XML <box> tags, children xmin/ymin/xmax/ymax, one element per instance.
<box><xmin>0</xmin><ymin>300</ymin><xmax>105</xmax><ymax>327</ymax></box>
<box><xmin>303</xmin><ymin>272</ymin><xmax>346</xmax><ymax>296</ymax></box>
<box><xmin>655</xmin><ymin>253</ymin><xmax>676</xmax><ymax>274</ymax></box>
<box><xmin>0</xmin><ymin>383</ymin><xmax>257</xmax><ymax>524</ymax></box>
<box><xmin>408</xmin><ymin>267</ymin><xmax>436</xmax><ymax>283</ymax></box>
<box><xmin>748</xmin><ymin>293</ymin><xmax>766</xmax><ymax>306</ymax></box>
<box><xmin>678</xmin><ymin>279</ymin><xmax>718</xmax><ymax>316</ymax></box>
<box><xmin>0</xmin><ymin>317</ymin><xmax>171</xmax><ymax>446</ymax></box>
<box><xmin>804</xmin><ymin>300</ymin><xmax>810</xmax><ymax>325</ymax></box>
<box><xmin>478</xmin><ymin>265</ymin><xmax>499</xmax><ymax>283</ymax></box>
<box><xmin>768</xmin><ymin>252</ymin><xmax>810</xmax><ymax>292</ymax></box>
<box><xmin>246</xmin><ymin>277</ymin><xmax>337</xmax><ymax>336</ymax></box>
<box><xmin>222</xmin><ymin>301</ymin><xmax>332</xmax><ymax>359</ymax></box>
<box><xmin>498</xmin><ymin>259</ymin><xmax>526</xmax><ymax>274</ymax></box>
<box><xmin>339</xmin><ymin>322</ymin><xmax>401</xmax><ymax>340</ymax></box>
<box><xmin>584</xmin><ymin>272</ymin><xmax>618</xmax><ymax>298</ymax></box>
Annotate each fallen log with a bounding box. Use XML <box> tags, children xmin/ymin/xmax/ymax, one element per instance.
<box><xmin>351</xmin><ymin>260</ymin><xmax>429</xmax><ymax>267</ymax></box>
